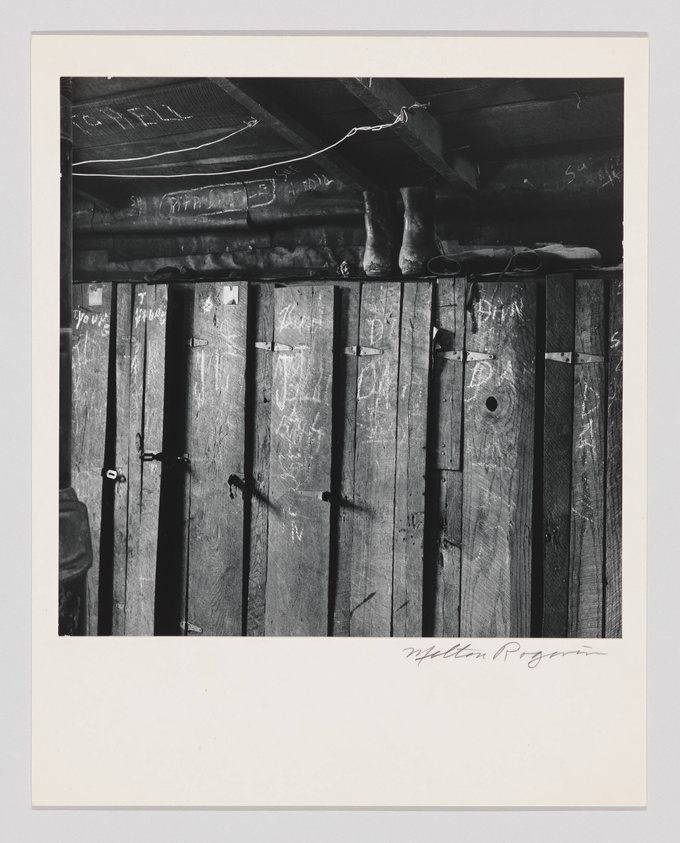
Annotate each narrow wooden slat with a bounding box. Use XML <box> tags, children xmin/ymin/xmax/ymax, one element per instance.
<box><xmin>605</xmin><ymin>275</ymin><xmax>623</xmax><ymax>637</ymax></box>
<box><xmin>265</xmin><ymin>286</ymin><xmax>335</xmax><ymax>636</ymax></box>
<box><xmin>332</xmin><ymin>284</ymin><xmax>361</xmax><ymax>636</ymax></box>
<box><xmin>111</xmin><ymin>283</ymin><xmax>132</xmax><ymax>635</ymax></box>
<box><xmin>433</xmin><ymin>470</ymin><xmax>463</xmax><ymax>637</ymax></box>
<box><xmin>350</xmin><ymin>282</ymin><xmax>402</xmax><ymax>636</ymax></box>
<box><xmin>433</xmin><ymin>278</ymin><xmax>466</xmax><ymax>471</ymax></box>
<box><xmin>186</xmin><ymin>282</ymin><xmax>248</xmax><ymax>636</ymax></box>
<box><xmin>71</xmin><ymin>283</ymin><xmax>112</xmax><ymax>634</ymax></box>
<box><xmin>461</xmin><ymin>281</ymin><xmax>536</xmax><ymax>638</ymax></box>
<box><xmin>431</xmin><ymin>277</ymin><xmax>465</xmax><ymax>637</ymax></box>
<box><xmin>392</xmin><ymin>282</ymin><xmax>432</xmax><ymax>637</ymax></box>
<box><xmin>542</xmin><ymin>274</ymin><xmax>576</xmax><ymax>636</ymax></box>
<box><xmin>246</xmin><ymin>283</ymin><xmax>274</xmax><ymax>636</ymax></box>
<box><xmin>125</xmin><ymin>284</ymin><xmax>168</xmax><ymax>635</ymax></box>
<box><xmin>568</xmin><ymin>279</ymin><xmax>607</xmax><ymax>637</ymax></box>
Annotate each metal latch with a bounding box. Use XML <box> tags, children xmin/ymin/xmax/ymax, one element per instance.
<box><xmin>101</xmin><ymin>467</ymin><xmax>126</xmax><ymax>483</ymax></box>
<box><xmin>435</xmin><ymin>350</ymin><xmax>494</xmax><ymax>361</ymax></box>
<box><xmin>141</xmin><ymin>452</ymin><xmax>191</xmax><ymax>468</ymax></box>
<box><xmin>545</xmin><ymin>352</ymin><xmax>605</xmax><ymax>364</ymax></box>
<box><xmin>187</xmin><ymin>337</ymin><xmax>209</xmax><ymax>348</ymax></box>
<box><xmin>343</xmin><ymin>346</ymin><xmax>383</xmax><ymax>357</ymax></box>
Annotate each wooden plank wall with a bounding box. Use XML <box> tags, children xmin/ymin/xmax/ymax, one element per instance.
<box><xmin>76</xmin><ymin>273</ymin><xmax>623</xmax><ymax>638</ymax></box>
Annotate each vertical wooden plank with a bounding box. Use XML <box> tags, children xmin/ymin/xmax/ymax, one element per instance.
<box><xmin>246</xmin><ymin>283</ymin><xmax>274</xmax><ymax>636</ymax></box>
<box><xmin>434</xmin><ymin>277</ymin><xmax>466</xmax><ymax>471</ymax></box>
<box><xmin>350</xmin><ymin>282</ymin><xmax>401</xmax><ymax>637</ymax></box>
<box><xmin>265</xmin><ymin>286</ymin><xmax>334</xmax><ymax>636</ymax></box>
<box><xmin>542</xmin><ymin>274</ymin><xmax>576</xmax><ymax>637</ymax></box>
<box><xmin>605</xmin><ymin>275</ymin><xmax>623</xmax><ymax>637</ymax></box>
<box><xmin>461</xmin><ymin>281</ymin><xmax>536</xmax><ymax>638</ymax></box>
<box><xmin>392</xmin><ymin>281</ymin><xmax>432</xmax><ymax>636</ymax></box>
<box><xmin>569</xmin><ymin>278</ymin><xmax>607</xmax><ymax>637</ymax></box>
<box><xmin>71</xmin><ymin>283</ymin><xmax>112</xmax><ymax>635</ymax></box>
<box><xmin>569</xmin><ymin>279</ymin><xmax>607</xmax><ymax>637</ymax></box>
<box><xmin>111</xmin><ymin>283</ymin><xmax>131</xmax><ymax>635</ymax></box>
<box><xmin>431</xmin><ymin>277</ymin><xmax>465</xmax><ymax>637</ymax></box>
<box><xmin>332</xmin><ymin>283</ymin><xmax>360</xmax><ymax>636</ymax></box>
<box><xmin>186</xmin><ymin>282</ymin><xmax>248</xmax><ymax>636</ymax></box>
<box><xmin>125</xmin><ymin>284</ymin><xmax>168</xmax><ymax>635</ymax></box>
<box><xmin>434</xmin><ymin>471</ymin><xmax>463</xmax><ymax>636</ymax></box>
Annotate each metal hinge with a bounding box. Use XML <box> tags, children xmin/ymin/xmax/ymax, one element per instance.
<box><xmin>179</xmin><ymin>620</ymin><xmax>203</xmax><ymax>634</ymax></box>
<box><xmin>343</xmin><ymin>345</ymin><xmax>383</xmax><ymax>357</ymax></box>
<box><xmin>255</xmin><ymin>341</ymin><xmax>294</xmax><ymax>352</ymax></box>
<box><xmin>298</xmin><ymin>490</ymin><xmax>332</xmax><ymax>501</ymax></box>
<box><xmin>141</xmin><ymin>452</ymin><xmax>191</xmax><ymax>468</ymax></box>
<box><xmin>435</xmin><ymin>350</ymin><xmax>494</xmax><ymax>361</ymax></box>
<box><xmin>545</xmin><ymin>352</ymin><xmax>605</xmax><ymax>364</ymax></box>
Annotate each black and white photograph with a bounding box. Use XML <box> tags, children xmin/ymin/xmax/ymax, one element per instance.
<box><xmin>59</xmin><ymin>73</ymin><xmax>624</xmax><ymax>640</ymax></box>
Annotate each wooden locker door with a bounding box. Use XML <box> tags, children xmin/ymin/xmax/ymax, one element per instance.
<box><xmin>111</xmin><ymin>283</ymin><xmax>168</xmax><ymax>636</ymax></box>
<box><xmin>265</xmin><ymin>285</ymin><xmax>335</xmax><ymax>636</ymax></box>
<box><xmin>185</xmin><ymin>282</ymin><xmax>249</xmax><ymax>636</ymax></box>
<box><xmin>460</xmin><ymin>280</ymin><xmax>536</xmax><ymax>638</ymax></box>
<box><xmin>71</xmin><ymin>282</ymin><xmax>113</xmax><ymax>635</ymax></box>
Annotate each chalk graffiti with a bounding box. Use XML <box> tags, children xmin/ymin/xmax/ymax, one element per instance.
<box><xmin>72</xmin><ymin>102</ymin><xmax>194</xmax><ymax>135</ymax></box>
<box><xmin>73</xmin><ymin>307</ymin><xmax>110</xmax><ymax>337</ymax></box>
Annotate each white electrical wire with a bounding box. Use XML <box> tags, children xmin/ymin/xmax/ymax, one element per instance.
<box><xmin>72</xmin><ymin>104</ymin><xmax>425</xmax><ymax>179</ymax></box>
<box><xmin>72</xmin><ymin>119</ymin><xmax>260</xmax><ymax>167</ymax></box>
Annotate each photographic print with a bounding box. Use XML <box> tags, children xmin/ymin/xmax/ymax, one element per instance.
<box><xmin>34</xmin><ymin>35</ymin><xmax>647</xmax><ymax>808</ymax></box>
<box><xmin>59</xmin><ymin>74</ymin><xmax>624</xmax><ymax>639</ymax></box>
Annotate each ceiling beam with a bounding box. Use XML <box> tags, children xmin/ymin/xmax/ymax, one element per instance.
<box><xmin>339</xmin><ymin>77</ymin><xmax>478</xmax><ymax>192</ymax></box>
<box><xmin>209</xmin><ymin>78</ymin><xmax>379</xmax><ymax>192</ymax></box>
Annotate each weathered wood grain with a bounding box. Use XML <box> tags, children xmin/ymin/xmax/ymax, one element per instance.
<box><xmin>431</xmin><ymin>277</ymin><xmax>465</xmax><ymax>637</ymax></box>
<box><xmin>433</xmin><ymin>470</ymin><xmax>463</xmax><ymax>637</ymax></box>
<box><xmin>605</xmin><ymin>275</ymin><xmax>623</xmax><ymax>637</ymax></box>
<box><xmin>461</xmin><ymin>281</ymin><xmax>536</xmax><ymax>638</ymax></box>
<box><xmin>433</xmin><ymin>278</ymin><xmax>466</xmax><ymax>471</ymax></box>
<box><xmin>246</xmin><ymin>283</ymin><xmax>274</xmax><ymax>636</ymax></box>
<box><xmin>124</xmin><ymin>284</ymin><xmax>168</xmax><ymax>635</ymax></box>
<box><xmin>71</xmin><ymin>283</ymin><xmax>112</xmax><ymax>635</ymax></box>
<box><xmin>568</xmin><ymin>279</ymin><xmax>606</xmax><ymax>638</ymax></box>
<box><xmin>392</xmin><ymin>282</ymin><xmax>432</xmax><ymax>637</ymax></box>
<box><xmin>186</xmin><ymin>282</ymin><xmax>248</xmax><ymax>636</ymax></box>
<box><xmin>332</xmin><ymin>284</ymin><xmax>361</xmax><ymax>636</ymax></box>
<box><xmin>111</xmin><ymin>284</ymin><xmax>132</xmax><ymax>635</ymax></box>
<box><xmin>542</xmin><ymin>274</ymin><xmax>576</xmax><ymax>637</ymax></box>
<box><xmin>265</xmin><ymin>286</ymin><xmax>334</xmax><ymax>636</ymax></box>
<box><xmin>350</xmin><ymin>282</ymin><xmax>402</xmax><ymax>636</ymax></box>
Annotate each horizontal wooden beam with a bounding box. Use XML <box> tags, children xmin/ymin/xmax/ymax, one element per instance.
<box><xmin>339</xmin><ymin>77</ymin><xmax>478</xmax><ymax>192</ymax></box>
<box><xmin>209</xmin><ymin>78</ymin><xmax>379</xmax><ymax>192</ymax></box>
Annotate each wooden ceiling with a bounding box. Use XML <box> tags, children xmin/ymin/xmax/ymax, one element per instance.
<box><xmin>70</xmin><ymin>76</ymin><xmax>624</xmax><ymax>212</ymax></box>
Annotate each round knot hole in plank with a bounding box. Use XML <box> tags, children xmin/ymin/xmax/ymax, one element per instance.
<box><xmin>485</xmin><ymin>396</ymin><xmax>498</xmax><ymax>412</ymax></box>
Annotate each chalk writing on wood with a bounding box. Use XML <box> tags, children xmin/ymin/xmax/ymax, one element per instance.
<box><xmin>71</xmin><ymin>283</ymin><xmax>112</xmax><ymax>635</ymax></box>
<box><xmin>124</xmin><ymin>284</ymin><xmax>168</xmax><ymax>635</ymax></box>
<box><xmin>461</xmin><ymin>281</ymin><xmax>536</xmax><ymax>638</ymax></box>
<box><xmin>568</xmin><ymin>279</ymin><xmax>606</xmax><ymax>637</ymax></box>
<box><xmin>392</xmin><ymin>282</ymin><xmax>432</xmax><ymax>637</ymax></box>
<box><xmin>542</xmin><ymin>274</ymin><xmax>576</xmax><ymax>637</ymax></box>
<box><xmin>350</xmin><ymin>282</ymin><xmax>402</xmax><ymax>636</ymax></box>
<box><xmin>605</xmin><ymin>275</ymin><xmax>623</xmax><ymax>637</ymax></box>
<box><xmin>265</xmin><ymin>286</ymin><xmax>334</xmax><ymax>636</ymax></box>
<box><xmin>186</xmin><ymin>282</ymin><xmax>249</xmax><ymax>636</ymax></box>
